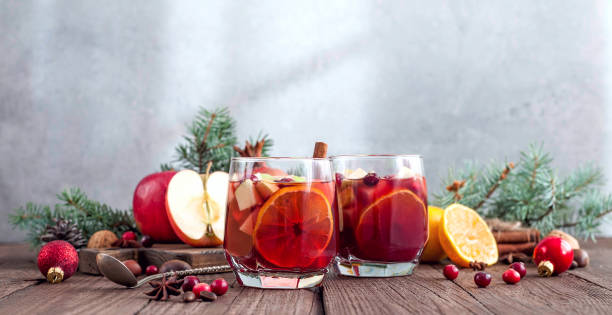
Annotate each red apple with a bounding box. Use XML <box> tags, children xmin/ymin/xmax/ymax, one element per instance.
<box><xmin>133</xmin><ymin>171</ymin><xmax>181</xmax><ymax>242</ymax></box>
<box><xmin>166</xmin><ymin>170</ymin><xmax>229</xmax><ymax>247</ymax></box>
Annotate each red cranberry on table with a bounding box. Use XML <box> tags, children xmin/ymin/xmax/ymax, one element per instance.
<box><xmin>192</xmin><ymin>282</ymin><xmax>212</xmax><ymax>298</ymax></box>
<box><xmin>443</xmin><ymin>264</ymin><xmax>459</xmax><ymax>280</ymax></box>
<box><xmin>140</xmin><ymin>235</ymin><xmax>154</xmax><ymax>248</ymax></box>
<box><xmin>145</xmin><ymin>265</ymin><xmax>158</xmax><ymax>276</ymax></box>
<box><xmin>509</xmin><ymin>262</ymin><xmax>527</xmax><ymax>278</ymax></box>
<box><xmin>122</xmin><ymin>231</ymin><xmax>137</xmax><ymax>241</ymax></box>
<box><xmin>502</xmin><ymin>269</ymin><xmax>521</xmax><ymax>284</ymax></box>
<box><xmin>181</xmin><ymin>276</ymin><xmax>200</xmax><ymax>292</ymax></box>
<box><xmin>363</xmin><ymin>173</ymin><xmax>379</xmax><ymax>186</ymax></box>
<box><xmin>211</xmin><ymin>278</ymin><xmax>229</xmax><ymax>296</ymax></box>
<box><xmin>474</xmin><ymin>272</ymin><xmax>491</xmax><ymax>288</ymax></box>
<box><xmin>533</xmin><ymin>236</ymin><xmax>574</xmax><ymax>277</ymax></box>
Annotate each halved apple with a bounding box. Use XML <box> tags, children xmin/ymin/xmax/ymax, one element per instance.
<box><xmin>166</xmin><ymin>170</ymin><xmax>229</xmax><ymax>247</ymax></box>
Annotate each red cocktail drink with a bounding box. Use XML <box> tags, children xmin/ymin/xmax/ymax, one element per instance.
<box><xmin>224</xmin><ymin>158</ymin><xmax>336</xmax><ymax>288</ymax></box>
<box><xmin>332</xmin><ymin>155</ymin><xmax>428</xmax><ymax>277</ymax></box>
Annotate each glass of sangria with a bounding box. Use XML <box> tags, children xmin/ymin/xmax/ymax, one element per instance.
<box><xmin>224</xmin><ymin>157</ymin><xmax>337</xmax><ymax>289</ymax></box>
<box><xmin>331</xmin><ymin>155</ymin><xmax>428</xmax><ymax>277</ymax></box>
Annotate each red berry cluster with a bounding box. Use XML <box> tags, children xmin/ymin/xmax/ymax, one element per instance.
<box><xmin>182</xmin><ymin>276</ymin><xmax>229</xmax><ymax>302</ymax></box>
<box><xmin>442</xmin><ymin>262</ymin><xmax>528</xmax><ymax>287</ymax></box>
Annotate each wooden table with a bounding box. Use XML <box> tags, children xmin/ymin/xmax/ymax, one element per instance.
<box><xmin>1</xmin><ymin>239</ymin><xmax>611</xmax><ymax>314</ymax></box>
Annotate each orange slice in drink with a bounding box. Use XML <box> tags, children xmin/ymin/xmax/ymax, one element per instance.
<box><xmin>354</xmin><ymin>189</ymin><xmax>427</xmax><ymax>261</ymax></box>
<box><xmin>439</xmin><ymin>204</ymin><xmax>498</xmax><ymax>267</ymax></box>
<box><xmin>253</xmin><ymin>186</ymin><xmax>333</xmax><ymax>268</ymax></box>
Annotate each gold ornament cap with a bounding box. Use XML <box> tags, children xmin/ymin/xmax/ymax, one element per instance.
<box><xmin>47</xmin><ymin>267</ymin><xmax>65</xmax><ymax>284</ymax></box>
<box><xmin>537</xmin><ymin>260</ymin><xmax>554</xmax><ymax>277</ymax></box>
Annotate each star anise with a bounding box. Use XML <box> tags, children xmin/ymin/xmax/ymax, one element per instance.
<box><xmin>145</xmin><ymin>275</ymin><xmax>183</xmax><ymax>301</ymax></box>
<box><xmin>111</xmin><ymin>238</ymin><xmax>141</xmax><ymax>248</ymax></box>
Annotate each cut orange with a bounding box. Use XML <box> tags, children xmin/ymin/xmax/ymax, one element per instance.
<box><xmin>439</xmin><ymin>204</ymin><xmax>498</xmax><ymax>267</ymax></box>
<box><xmin>420</xmin><ymin>206</ymin><xmax>447</xmax><ymax>262</ymax></box>
<box><xmin>354</xmin><ymin>189</ymin><xmax>427</xmax><ymax>261</ymax></box>
<box><xmin>253</xmin><ymin>186</ymin><xmax>333</xmax><ymax>268</ymax></box>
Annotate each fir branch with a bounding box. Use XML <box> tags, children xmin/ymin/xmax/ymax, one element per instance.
<box><xmin>474</xmin><ymin>162</ymin><xmax>514</xmax><ymax>210</ymax></box>
<box><xmin>166</xmin><ymin>107</ymin><xmax>237</xmax><ymax>173</ymax></box>
<box><xmin>434</xmin><ymin>144</ymin><xmax>612</xmax><ymax>238</ymax></box>
<box><xmin>10</xmin><ymin>188</ymin><xmax>136</xmax><ymax>248</ymax></box>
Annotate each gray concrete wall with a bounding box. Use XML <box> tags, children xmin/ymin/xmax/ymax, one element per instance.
<box><xmin>1</xmin><ymin>0</ymin><xmax>611</xmax><ymax>241</ymax></box>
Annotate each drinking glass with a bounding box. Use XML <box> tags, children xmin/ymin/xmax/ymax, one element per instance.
<box><xmin>331</xmin><ymin>155</ymin><xmax>428</xmax><ymax>277</ymax></box>
<box><xmin>224</xmin><ymin>157</ymin><xmax>337</xmax><ymax>288</ymax></box>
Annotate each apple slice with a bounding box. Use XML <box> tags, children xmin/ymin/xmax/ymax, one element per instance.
<box><xmin>235</xmin><ymin>179</ymin><xmax>261</xmax><ymax>211</ymax></box>
<box><xmin>166</xmin><ymin>170</ymin><xmax>229</xmax><ymax>247</ymax></box>
<box><xmin>346</xmin><ymin>168</ymin><xmax>368</xmax><ymax>179</ymax></box>
<box><xmin>396</xmin><ymin>166</ymin><xmax>416</xmax><ymax>179</ymax></box>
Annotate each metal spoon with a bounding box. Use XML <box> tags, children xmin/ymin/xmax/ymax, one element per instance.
<box><xmin>96</xmin><ymin>254</ymin><xmax>232</xmax><ymax>288</ymax></box>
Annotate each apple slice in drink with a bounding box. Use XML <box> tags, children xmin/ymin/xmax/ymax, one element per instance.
<box><xmin>166</xmin><ymin>170</ymin><xmax>229</xmax><ymax>247</ymax></box>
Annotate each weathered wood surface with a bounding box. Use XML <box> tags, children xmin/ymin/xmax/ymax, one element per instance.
<box><xmin>79</xmin><ymin>244</ymin><xmax>226</xmax><ymax>275</ymax></box>
<box><xmin>0</xmin><ymin>239</ymin><xmax>611</xmax><ymax>314</ymax></box>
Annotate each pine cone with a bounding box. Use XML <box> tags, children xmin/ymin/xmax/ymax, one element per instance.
<box><xmin>40</xmin><ymin>219</ymin><xmax>87</xmax><ymax>249</ymax></box>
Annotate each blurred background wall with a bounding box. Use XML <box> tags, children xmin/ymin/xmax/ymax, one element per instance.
<box><xmin>1</xmin><ymin>0</ymin><xmax>611</xmax><ymax>241</ymax></box>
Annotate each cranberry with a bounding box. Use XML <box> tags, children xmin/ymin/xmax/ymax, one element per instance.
<box><xmin>140</xmin><ymin>235</ymin><xmax>154</xmax><ymax>248</ymax></box>
<box><xmin>276</xmin><ymin>177</ymin><xmax>294</xmax><ymax>183</ymax></box>
<box><xmin>181</xmin><ymin>275</ymin><xmax>200</xmax><ymax>292</ymax></box>
<box><xmin>509</xmin><ymin>262</ymin><xmax>527</xmax><ymax>278</ymax></box>
<box><xmin>249</xmin><ymin>174</ymin><xmax>260</xmax><ymax>182</ymax></box>
<box><xmin>502</xmin><ymin>269</ymin><xmax>521</xmax><ymax>284</ymax></box>
<box><xmin>363</xmin><ymin>172</ymin><xmax>379</xmax><ymax>186</ymax></box>
<box><xmin>474</xmin><ymin>272</ymin><xmax>491</xmax><ymax>288</ymax></box>
<box><xmin>443</xmin><ymin>264</ymin><xmax>459</xmax><ymax>280</ymax></box>
<box><xmin>210</xmin><ymin>278</ymin><xmax>229</xmax><ymax>296</ymax></box>
<box><xmin>145</xmin><ymin>265</ymin><xmax>158</xmax><ymax>276</ymax></box>
<box><xmin>335</xmin><ymin>173</ymin><xmax>344</xmax><ymax>186</ymax></box>
<box><xmin>192</xmin><ymin>282</ymin><xmax>211</xmax><ymax>298</ymax></box>
<box><xmin>122</xmin><ymin>231</ymin><xmax>137</xmax><ymax>241</ymax></box>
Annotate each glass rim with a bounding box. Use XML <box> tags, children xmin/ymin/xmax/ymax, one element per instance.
<box><xmin>330</xmin><ymin>154</ymin><xmax>423</xmax><ymax>160</ymax></box>
<box><xmin>230</xmin><ymin>156</ymin><xmax>330</xmax><ymax>162</ymax></box>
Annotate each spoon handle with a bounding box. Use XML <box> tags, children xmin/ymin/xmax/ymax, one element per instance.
<box><xmin>134</xmin><ymin>264</ymin><xmax>232</xmax><ymax>288</ymax></box>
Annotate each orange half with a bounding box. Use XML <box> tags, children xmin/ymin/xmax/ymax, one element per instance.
<box><xmin>253</xmin><ymin>186</ymin><xmax>333</xmax><ymax>268</ymax></box>
<box><xmin>439</xmin><ymin>204</ymin><xmax>498</xmax><ymax>267</ymax></box>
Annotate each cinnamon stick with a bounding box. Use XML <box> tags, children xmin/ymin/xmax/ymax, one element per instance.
<box><xmin>313</xmin><ymin>142</ymin><xmax>328</xmax><ymax>158</ymax></box>
<box><xmin>497</xmin><ymin>242</ymin><xmax>536</xmax><ymax>255</ymax></box>
<box><xmin>493</xmin><ymin>229</ymin><xmax>540</xmax><ymax>243</ymax></box>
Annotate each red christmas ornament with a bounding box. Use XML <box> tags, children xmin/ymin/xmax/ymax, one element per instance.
<box><xmin>533</xmin><ymin>236</ymin><xmax>574</xmax><ymax>277</ymax></box>
<box><xmin>37</xmin><ymin>240</ymin><xmax>79</xmax><ymax>283</ymax></box>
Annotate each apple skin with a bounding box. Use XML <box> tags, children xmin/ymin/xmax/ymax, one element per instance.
<box><xmin>253</xmin><ymin>166</ymin><xmax>286</xmax><ymax>177</ymax></box>
<box><xmin>133</xmin><ymin>171</ymin><xmax>181</xmax><ymax>242</ymax></box>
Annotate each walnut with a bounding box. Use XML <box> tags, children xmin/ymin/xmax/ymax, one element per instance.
<box><xmin>87</xmin><ymin>230</ymin><xmax>118</xmax><ymax>248</ymax></box>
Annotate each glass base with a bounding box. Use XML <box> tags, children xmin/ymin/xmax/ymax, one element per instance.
<box><xmin>233</xmin><ymin>269</ymin><xmax>325</xmax><ymax>289</ymax></box>
<box><xmin>334</xmin><ymin>256</ymin><xmax>418</xmax><ymax>277</ymax></box>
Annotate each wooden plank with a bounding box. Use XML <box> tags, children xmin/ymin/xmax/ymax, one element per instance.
<box><xmin>567</xmin><ymin>238</ymin><xmax>612</xmax><ymax>290</ymax></box>
<box><xmin>78</xmin><ymin>245</ymin><xmax>226</xmax><ymax>275</ymax></box>
<box><xmin>0</xmin><ymin>273</ymin><xmax>150</xmax><ymax>314</ymax></box>
<box><xmin>136</xmin><ymin>272</ymin><xmax>323</xmax><ymax>315</ymax></box>
<box><xmin>79</xmin><ymin>248</ymin><xmax>137</xmax><ymax>275</ymax></box>
<box><xmin>322</xmin><ymin>264</ymin><xmax>492</xmax><ymax>314</ymax></box>
<box><xmin>0</xmin><ymin>244</ymin><xmax>41</xmax><ymax>299</ymax></box>
<box><xmin>431</xmin><ymin>263</ymin><xmax>612</xmax><ymax>314</ymax></box>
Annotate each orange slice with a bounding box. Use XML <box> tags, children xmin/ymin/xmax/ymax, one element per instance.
<box><xmin>439</xmin><ymin>204</ymin><xmax>498</xmax><ymax>267</ymax></box>
<box><xmin>354</xmin><ymin>189</ymin><xmax>427</xmax><ymax>261</ymax></box>
<box><xmin>253</xmin><ymin>186</ymin><xmax>333</xmax><ymax>268</ymax></box>
<box><xmin>420</xmin><ymin>206</ymin><xmax>447</xmax><ymax>262</ymax></box>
